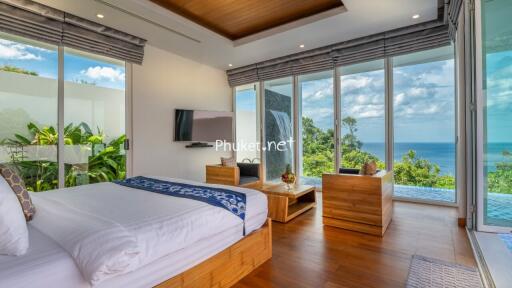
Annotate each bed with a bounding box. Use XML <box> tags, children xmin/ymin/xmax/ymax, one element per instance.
<box><xmin>0</xmin><ymin>177</ymin><xmax>270</xmax><ymax>288</ymax></box>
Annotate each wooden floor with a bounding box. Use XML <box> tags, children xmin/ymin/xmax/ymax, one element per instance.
<box><xmin>235</xmin><ymin>193</ymin><xmax>476</xmax><ymax>288</ymax></box>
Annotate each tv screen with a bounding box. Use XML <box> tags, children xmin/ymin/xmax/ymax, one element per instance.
<box><xmin>174</xmin><ymin>109</ymin><xmax>233</xmax><ymax>142</ymax></box>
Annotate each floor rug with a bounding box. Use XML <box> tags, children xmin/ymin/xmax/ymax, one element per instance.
<box><xmin>499</xmin><ymin>233</ymin><xmax>512</xmax><ymax>253</ymax></box>
<box><xmin>406</xmin><ymin>255</ymin><xmax>483</xmax><ymax>288</ymax></box>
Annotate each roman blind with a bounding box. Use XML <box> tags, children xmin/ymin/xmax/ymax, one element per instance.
<box><xmin>446</xmin><ymin>0</ymin><xmax>463</xmax><ymax>41</ymax></box>
<box><xmin>227</xmin><ymin>11</ymin><xmax>451</xmax><ymax>87</ymax></box>
<box><xmin>0</xmin><ymin>0</ymin><xmax>146</xmax><ymax>64</ymax></box>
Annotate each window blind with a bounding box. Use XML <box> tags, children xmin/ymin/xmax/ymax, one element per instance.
<box><xmin>227</xmin><ymin>8</ymin><xmax>451</xmax><ymax>87</ymax></box>
<box><xmin>446</xmin><ymin>0</ymin><xmax>463</xmax><ymax>41</ymax></box>
<box><xmin>0</xmin><ymin>0</ymin><xmax>146</xmax><ymax>64</ymax></box>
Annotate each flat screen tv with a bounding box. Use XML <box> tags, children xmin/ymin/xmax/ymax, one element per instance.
<box><xmin>174</xmin><ymin>109</ymin><xmax>233</xmax><ymax>142</ymax></box>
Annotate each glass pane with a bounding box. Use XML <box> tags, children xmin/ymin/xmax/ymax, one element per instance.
<box><xmin>298</xmin><ymin>71</ymin><xmax>334</xmax><ymax>187</ymax></box>
<box><xmin>392</xmin><ymin>46</ymin><xmax>456</xmax><ymax>203</ymax></box>
<box><xmin>338</xmin><ymin>60</ymin><xmax>385</xmax><ymax>172</ymax></box>
<box><xmin>235</xmin><ymin>83</ymin><xmax>260</xmax><ymax>163</ymax></box>
<box><xmin>263</xmin><ymin>77</ymin><xmax>294</xmax><ymax>182</ymax></box>
<box><xmin>0</xmin><ymin>32</ymin><xmax>59</xmax><ymax>191</ymax></box>
<box><xmin>482</xmin><ymin>0</ymin><xmax>512</xmax><ymax>227</ymax></box>
<box><xmin>64</xmin><ymin>48</ymin><xmax>126</xmax><ymax>187</ymax></box>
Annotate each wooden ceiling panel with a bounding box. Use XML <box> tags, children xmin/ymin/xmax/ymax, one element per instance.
<box><xmin>150</xmin><ymin>0</ymin><xmax>345</xmax><ymax>40</ymax></box>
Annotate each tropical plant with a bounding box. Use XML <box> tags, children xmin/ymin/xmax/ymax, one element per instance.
<box><xmin>3</xmin><ymin>122</ymin><xmax>125</xmax><ymax>192</ymax></box>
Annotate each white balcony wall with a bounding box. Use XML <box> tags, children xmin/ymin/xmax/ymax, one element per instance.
<box><xmin>0</xmin><ymin>70</ymin><xmax>124</xmax><ymax>163</ymax></box>
<box><xmin>0</xmin><ymin>71</ymin><xmax>124</xmax><ymax>141</ymax></box>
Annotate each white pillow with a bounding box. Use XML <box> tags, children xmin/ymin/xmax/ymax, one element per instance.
<box><xmin>0</xmin><ymin>175</ymin><xmax>29</xmax><ymax>256</ymax></box>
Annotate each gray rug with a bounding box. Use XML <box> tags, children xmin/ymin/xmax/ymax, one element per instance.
<box><xmin>406</xmin><ymin>255</ymin><xmax>483</xmax><ymax>288</ymax></box>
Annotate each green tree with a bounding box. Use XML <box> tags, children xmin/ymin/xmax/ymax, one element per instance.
<box><xmin>302</xmin><ymin>115</ymin><xmax>457</xmax><ymax>190</ymax></box>
<box><xmin>487</xmin><ymin>150</ymin><xmax>512</xmax><ymax>194</ymax></box>
<box><xmin>341</xmin><ymin>116</ymin><xmax>362</xmax><ymax>152</ymax></box>
<box><xmin>301</xmin><ymin>117</ymin><xmax>334</xmax><ymax>178</ymax></box>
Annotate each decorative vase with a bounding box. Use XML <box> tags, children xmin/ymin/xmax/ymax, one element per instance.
<box><xmin>281</xmin><ymin>164</ymin><xmax>296</xmax><ymax>191</ymax></box>
<box><xmin>359</xmin><ymin>161</ymin><xmax>377</xmax><ymax>175</ymax></box>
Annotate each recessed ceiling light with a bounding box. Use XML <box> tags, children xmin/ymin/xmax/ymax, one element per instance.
<box><xmin>299</xmin><ymin>44</ymin><xmax>305</xmax><ymax>48</ymax></box>
<box><xmin>96</xmin><ymin>14</ymin><xmax>105</xmax><ymax>19</ymax></box>
<box><xmin>412</xmin><ymin>14</ymin><xmax>420</xmax><ymax>19</ymax></box>
<box><xmin>228</xmin><ymin>64</ymin><xmax>233</xmax><ymax>67</ymax></box>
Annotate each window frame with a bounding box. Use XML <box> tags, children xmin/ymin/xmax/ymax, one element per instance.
<box><xmin>232</xmin><ymin>45</ymin><xmax>459</xmax><ymax>207</ymax></box>
<box><xmin>0</xmin><ymin>32</ymin><xmax>131</xmax><ymax>189</ymax></box>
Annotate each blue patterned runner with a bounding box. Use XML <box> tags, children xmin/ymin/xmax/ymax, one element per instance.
<box><xmin>115</xmin><ymin>177</ymin><xmax>247</xmax><ymax>234</ymax></box>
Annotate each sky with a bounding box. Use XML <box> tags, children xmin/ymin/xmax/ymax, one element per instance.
<box><xmin>0</xmin><ymin>38</ymin><xmax>125</xmax><ymax>90</ymax></box>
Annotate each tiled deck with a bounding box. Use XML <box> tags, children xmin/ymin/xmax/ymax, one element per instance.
<box><xmin>394</xmin><ymin>184</ymin><xmax>456</xmax><ymax>202</ymax></box>
<box><xmin>302</xmin><ymin>176</ymin><xmax>512</xmax><ymax>222</ymax></box>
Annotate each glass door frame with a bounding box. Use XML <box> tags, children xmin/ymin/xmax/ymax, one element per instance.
<box><xmin>55</xmin><ymin>48</ymin><xmax>132</xmax><ymax>188</ymax></box>
<box><xmin>474</xmin><ymin>0</ymin><xmax>510</xmax><ymax>233</ymax></box>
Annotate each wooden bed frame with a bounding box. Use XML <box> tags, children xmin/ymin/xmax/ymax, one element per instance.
<box><xmin>156</xmin><ymin>218</ymin><xmax>272</xmax><ymax>288</ymax></box>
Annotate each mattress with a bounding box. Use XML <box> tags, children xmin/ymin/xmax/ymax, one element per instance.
<box><xmin>0</xmin><ymin>178</ymin><xmax>268</xmax><ymax>287</ymax></box>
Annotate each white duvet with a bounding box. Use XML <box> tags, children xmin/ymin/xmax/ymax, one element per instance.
<box><xmin>29</xmin><ymin>177</ymin><xmax>267</xmax><ymax>286</ymax></box>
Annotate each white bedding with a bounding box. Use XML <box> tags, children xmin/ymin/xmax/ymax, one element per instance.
<box><xmin>2</xmin><ymin>177</ymin><xmax>267</xmax><ymax>287</ymax></box>
<box><xmin>0</xmin><ymin>223</ymin><xmax>258</xmax><ymax>288</ymax></box>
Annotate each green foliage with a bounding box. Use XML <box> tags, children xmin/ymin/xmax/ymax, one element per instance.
<box><xmin>3</xmin><ymin>122</ymin><xmax>125</xmax><ymax>192</ymax></box>
<box><xmin>394</xmin><ymin>150</ymin><xmax>444</xmax><ymax>188</ymax></box>
<box><xmin>341</xmin><ymin>116</ymin><xmax>362</xmax><ymax>151</ymax></box>
<box><xmin>301</xmin><ymin>117</ymin><xmax>335</xmax><ymax>178</ymax></box>
<box><xmin>0</xmin><ymin>65</ymin><xmax>38</xmax><ymax>76</ymax></box>
<box><xmin>302</xmin><ymin>116</ymin><xmax>459</xmax><ymax>190</ymax></box>
<box><xmin>487</xmin><ymin>150</ymin><xmax>512</xmax><ymax>194</ymax></box>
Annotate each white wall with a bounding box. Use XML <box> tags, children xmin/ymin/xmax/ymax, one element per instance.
<box><xmin>132</xmin><ymin>45</ymin><xmax>232</xmax><ymax>182</ymax></box>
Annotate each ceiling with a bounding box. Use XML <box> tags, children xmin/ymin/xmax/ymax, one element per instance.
<box><xmin>148</xmin><ymin>0</ymin><xmax>345</xmax><ymax>40</ymax></box>
<box><xmin>33</xmin><ymin>0</ymin><xmax>439</xmax><ymax>70</ymax></box>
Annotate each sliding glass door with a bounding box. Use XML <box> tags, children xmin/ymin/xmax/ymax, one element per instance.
<box><xmin>0</xmin><ymin>31</ymin><xmax>127</xmax><ymax>191</ymax></box>
<box><xmin>338</xmin><ymin>60</ymin><xmax>386</xmax><ymax>172</ymax></box>
<box><xmin>235</xmin><ymin>83</ymin><xmax>260</xmax><ymax>163</ymax></box>
<box><xmin>263</xmin><ymin>77</ymin><xmax>294</xmax><ymax>182</ymax></box>
<box><xmin>298</xmin><ymin>71</ymin><xmax>334</xmax><ymax>187</ymax></box>
<box><xmin>64</xmin><ymin>48</ymin><xmax>127</xmax><ymax>187</ymax></box>
<box><xmin>0</xmin><ymin>32</ymin><xmax>59</xmax><ymax>191</ymax></box>
<box><xmin>392</xmin><ymin>46</ymin><xmax>456</xmax><ymax>203</ymax></box>
<box><xmin>477</xmin><ymin>0</ymin><xmax>512</xmax><ymax>231</ymax></box>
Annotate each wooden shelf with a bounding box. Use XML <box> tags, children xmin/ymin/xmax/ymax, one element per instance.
<box><xmin>258</xmin><ymin>183</ymin><xmax>316</xmax><ymax>223</ymax></box>
<box><xmin>287</xmin><ymin>202</ymin><xmax>316</xmax><ymax>221</ymax></box>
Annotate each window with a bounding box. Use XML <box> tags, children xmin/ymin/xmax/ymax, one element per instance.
<box><xmin>0</xmin><ymin>32</ymin><xmax>127</xmax><ymax>191</ymax></box>
<box><xmin>263</xmin><ymin>77</ymin><xmax>294</xmax><ymax>182</ymax></box>
<box><xmin>0</xmin><ymin>32</ymin><xmax>59</xmax><ymax>191</ymax></box>
<box><xmin>338</xmin><ymin>60</ymin><xmax>386</xmax><ymax>171</ymax></box>
<box><xmin>480</xmin><ymin>0</ymin><xmax>512</xmax><ymax>229</ymax></box>
<box><xmin>235</xmin><ymin>83</ymin><xmax>260</xmax><ymax>163</ymax></box>
<box><xmin>392</xmin><ymin>46</ymin><xmax>456</xmax><ymax>203</ymax></box>
<box><xmin>298</xmin><ymin>71</ymin><xmax>334</xmax><ymax>187</ymax></box>
<box><xmin>64</xmin><ymin>48</ymin><xmax>126</xmax><ymax>187</ymax></box>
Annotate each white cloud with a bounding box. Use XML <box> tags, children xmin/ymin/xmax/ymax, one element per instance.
<box><xmin>81</xmin><ymin>66</ymin><xmax>125</xmax><ymax>82</ymax></box>
<box><xmin>341</xmin><ymin>76</ymin><xmax>371</xmax><ymax>91</ymax></box>
<box><xmin>0</xmin><ymin>39</ymin><xmax>42</xmax><ymax>60</ymax></box>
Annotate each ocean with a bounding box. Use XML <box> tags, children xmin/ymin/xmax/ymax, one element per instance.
<box><xmin>361</xmin><ymin>142</ymin><xmax>512</xmax><ymax>176</ymax></box>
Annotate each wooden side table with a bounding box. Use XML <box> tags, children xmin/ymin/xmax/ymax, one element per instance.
<box><xmin>322</xmin><ymin>170</ymin><xmax>393</xmax><ymax>236</ymax></box>
<box><xmin>258</xmin><ymin>183</ymin><xmax>316</xmax><ymax>223</ymax></box>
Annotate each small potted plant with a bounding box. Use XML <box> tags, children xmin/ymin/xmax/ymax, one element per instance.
<box><xmin>281</xmin><ymin>164</ymin><xmax>296</xmax><ymax>191</ymax></box>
